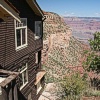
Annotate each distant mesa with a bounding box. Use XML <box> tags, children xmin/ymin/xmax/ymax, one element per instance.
<box><xmin>63</xmin><ymin>17</ymin><xmax>100</xmax><ymax>44</ymax></box>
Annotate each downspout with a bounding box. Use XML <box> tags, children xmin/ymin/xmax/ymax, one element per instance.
<box><xmin>41</xmin><ymin>16</ymin><xmax>46</xmax><ymax>41</ymax></box>
<box><xmin>42</xmin><ymin>16</ymin><xmax>46</xmax><ymax>37</ymax></box>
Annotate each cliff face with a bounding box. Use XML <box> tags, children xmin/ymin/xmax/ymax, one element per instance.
<box><xmin>42</xmin><ymin>12</ymin><xmax>89</xmax><ymax>80</ymax></box>
<box><xmin>43</xmin><ymin>12</ymin><xmax>71</xmax><ymax>63</ymax></box>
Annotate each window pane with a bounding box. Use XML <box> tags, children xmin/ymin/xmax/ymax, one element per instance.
<box><xmin>35</xmin><ymin>22</ymin><xmax>38</xmax><ymax>35</ymax></box>
<box><xmin>19</xmin><ymin>74</ymin><xmax>23</xmax><ymax>87</ymax></box>
<box><xmin>24</xmin><ymin>70</ymin><xmax>27</xmax><ymax>83</ymax></box>
<box><xmin>35</xmin><ymin>21</ymin><xmax>42</xmax><ymax>37</ymax></box>
<box><xmin>22</xmin><ymin>29</ymin><xmax>26</xmax><ymax>45</ymax></box>
<box><xmin>16</xmin><ymin>29</ymin><xmax>21</xmax><ymax>47</ymax></box>
<box><xmin>21</xmin><ymin>19</ymin><xmax>27</xmax><ymax>26</ymax></box>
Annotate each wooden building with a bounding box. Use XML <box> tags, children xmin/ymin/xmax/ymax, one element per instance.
<box><xmin>0</xmin><ymin>0</ymin><xmax>46</xmax><ymax>100</ymax></box>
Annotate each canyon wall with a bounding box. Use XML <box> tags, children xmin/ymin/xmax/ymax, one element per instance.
<box><xmin>42</xmin><ymin>12</ymin><xmax>89</xmax><ymax>80</ymax></box>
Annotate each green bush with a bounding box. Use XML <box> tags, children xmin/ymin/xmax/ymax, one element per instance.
<box><xmin>85</xmin><ymin>89</ymin><xmax>100</xmax><ymax>97</ymax></box>
<box><xmin>83</xmin><ymin>32</ymin><xmax>100</xmax><ymax>73</ymax></box>
<box><xmin>60</xmin><ymin>73</ymin><xmax>88</xmax><ymax>100</ymax></box>
<box><xmin>43</xmin><ymin>32</ymin><xmax>47</xmax><ymax>40</ymax></box>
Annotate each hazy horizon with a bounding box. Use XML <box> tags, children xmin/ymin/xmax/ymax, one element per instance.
<box><xmin>37</xmin><ymin>0</ymin><xmax>100</xmax><ymax>17</ymax></box>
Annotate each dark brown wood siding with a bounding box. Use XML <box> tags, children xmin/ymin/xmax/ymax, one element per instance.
<box><xmin>2</xmin><ymin>0</ymin><xmax>43</xmax><ymax>68</ymax></box>
<box><xmin>0</xmin><ymin>20</ymin><xmax>7</xmax><ymax>68</ymax></box>
<box><xmin>0</xmin><ymin>0</ymin><xmax>44</xmax><ymax>99</ymax></box>
<box><xmin>0</xmin><ymin>0</ymin><xmax>43</xmax><ymax>67</ymax></box>
<box><xmin>8</xmin><ymin>0</ymin><xmax>42</xmax><ymax>32</ymax></box>
<box><xmin>0</xmin><ymin>16</ymin><xmax>43</xmax><ymax>99</ymax></box>
<box><xmin>0</xmin><ymin>16</ymin><xmax>43</xmax><ymax>68</ymax></box>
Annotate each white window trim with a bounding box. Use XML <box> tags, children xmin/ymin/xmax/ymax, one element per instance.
<box><xmin>37</xmin><ymin>81</ymin><xmax>42</xmax><ymax>94</ymax></box>
<box><xmin>20</xmin><ymin>81</ymin><xmax>28</xmax><ymax>90</ymax></box>
<box><xmin>35</xmin><ymin>52</ymin><xmax>38</xmax><ymax>64</ymax></box>
<box><xmin>19</xmin><ymin>63</ymin><xmax>28</xmax><ymax>90</ymax></box>
<box><xmin>14</xmin><ymin>19</ymin><xmax>28</xmax><ymax>51</ymax></box>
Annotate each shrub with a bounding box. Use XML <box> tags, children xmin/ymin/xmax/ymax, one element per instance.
<box><xmin>43</xmin><ymin>32</ymin><xmax>47</xmax><ymax>40</ymax></box>
<box><xmin>60</xmin><ymin>73</ymin><xmax>88</xmax><ymax>100</ymax></box>
<box><xmin>83</xmin><ymin>32</ymin><xmax>100</xmax><ymax>73</ymax></box>
<box><xmin>85</xmin><ymin>89</ymin><xmax>100</xmax><ymax>97</ymax></box>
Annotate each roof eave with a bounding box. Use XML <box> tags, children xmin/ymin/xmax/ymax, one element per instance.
<box><xmin>26</xmin><ymin>0</ymin><xmax>44</xmax><ymax>18</ymax></box>
<box><xmin>0</xmin><ymin>0</ymin><xmax>21</xmax><ymax>22</ymax></box>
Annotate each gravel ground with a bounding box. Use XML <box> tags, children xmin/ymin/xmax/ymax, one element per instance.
<box><xmin>38</xmin><ymin>83</ymin><xmax>58</xmax><ymax>100</ymax></box>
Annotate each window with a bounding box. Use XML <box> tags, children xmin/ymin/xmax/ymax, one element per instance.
<box><xmin>15</xmin><ymin>18</ymin><xmax>27</xmax><ymax>50</ymax></box>
<box><xmin>35</xmin><ymin>52</ymin><xmax>38</xmax><ymax>64</ymax></box>
<box><xmin>19</xmin><ymin>63</ymin><xmax>28</xmax><ymax>90</ymax></box>
<box><xmin>35</xmin><ymin>21</ymin><xmax>42</xmax><ymax>39</ymax></box>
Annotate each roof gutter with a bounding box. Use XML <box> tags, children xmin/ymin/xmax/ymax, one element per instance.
<box><xmin>33</xmin><ymin>0</ymin><xmax>44</xmax><ymax>17</ymax></box>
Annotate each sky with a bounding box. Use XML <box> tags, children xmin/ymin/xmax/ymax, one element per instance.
<box><xmin>37</xmin><ymin>0</ymin><xmax>100</xmax><ymax>17</ymax></box>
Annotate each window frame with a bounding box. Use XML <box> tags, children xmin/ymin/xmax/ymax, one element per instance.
<box><xmin>15</xmin><ymin>18</ymin><xmax>28</xmax><ymax>51</ymax></box>
<box><xmin>19</xmin><ymin>63</ymin><xmax>28</xmax><ymax>90</ymax></box>
<box><xmin>35</xmin><ymin>52</ymin><xmax>38</xmax><ymax>64</ymax></box>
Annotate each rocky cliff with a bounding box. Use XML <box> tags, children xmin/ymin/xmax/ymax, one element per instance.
<box><xmin>42</xmin><ymin>12</ymin><xmax>89</xmax><ymax>81</ymax></box>
<box><xmin>43</xmin><ymin>12</ymin><xmax>71</xmax><ymax>63</ymax></box>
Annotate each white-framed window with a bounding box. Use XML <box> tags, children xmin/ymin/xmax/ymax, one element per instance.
<box><xmin>37</xmin><ymin>81</ymin><xmax>42</xmax><ymax>94</ymax></box>
<box><xmin>19</xmin><ymin>63</ymin><xmax>28</xmax><ymax>90</ymax></box>
<box><xmin>35</xmin><ymin>52</ymin><xmax>38</xmax><ymax>64</ymax></box>
<box><xmin>35</xmin><ymin>21</ymin><xmax>42</xmax><ymax>39</ymax></box>
<box><xmin>15</xmin><ymin>18</ymin><xmax>28</xmax><ymax>51</ymax></box>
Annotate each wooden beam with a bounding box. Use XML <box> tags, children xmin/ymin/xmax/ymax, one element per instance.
<box><xmin>0</xmin><ymin>11</ymin><xmax>7</xmax><ymax>21</ymax></box>
<box><xmin>0</xmin><ymin>0</ymin><xmax>21</xmax><ymax>22</ymax></box>
<box><xmin>0</xmin><ymin>69</ymin><xmax>19</xmax><ymax>75</ymax></box>
<box><xmin>0</xmin><ymin>69</ymin><xmax>19</xmax><ymax>87</ymax></box>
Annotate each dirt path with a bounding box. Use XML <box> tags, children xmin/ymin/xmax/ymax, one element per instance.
<box><xmin>38</xmin><ymin>83</ymin><xmax>58</xmax><ymax>100</ymax></box>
